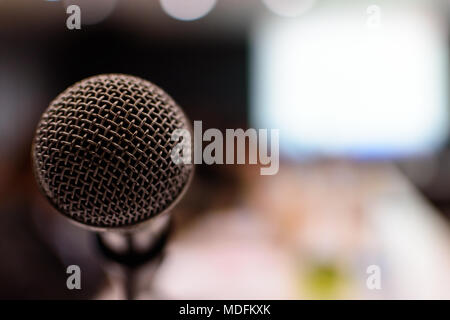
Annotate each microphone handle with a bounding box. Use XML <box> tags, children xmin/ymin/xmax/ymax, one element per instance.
<box><xmin>95</xmin><ymin>218</ymin><xmax>172</xmax><ymax>299</ymax></box>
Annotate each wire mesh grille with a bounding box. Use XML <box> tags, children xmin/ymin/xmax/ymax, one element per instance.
<box><xmin>32</xmin><ymin>74</ymin><xmax>193</xmax><ymax>229</ymax></box>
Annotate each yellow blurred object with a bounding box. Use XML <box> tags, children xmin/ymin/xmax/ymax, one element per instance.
<box><xmin>301</xmin><ymin>260</ymin><xmax>350</xmax><ymax>300</ymax></box>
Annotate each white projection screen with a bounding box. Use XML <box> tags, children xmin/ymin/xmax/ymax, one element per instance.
<box><xmin>251</xmin><ymin>1</ymin><xmax>449</xmax><ymax>159</ymax></box>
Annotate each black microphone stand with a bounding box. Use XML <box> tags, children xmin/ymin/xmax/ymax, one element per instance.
<box><xmin>95</xmin><ymin>217</ymin><xmax>172</xmax><ymax>299</ymax></box>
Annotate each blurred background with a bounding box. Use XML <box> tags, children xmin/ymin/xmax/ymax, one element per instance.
<box><xmin>0</xmin><ymin>0</ymin><xmax>449</xmax><ymax>299</ymax></box>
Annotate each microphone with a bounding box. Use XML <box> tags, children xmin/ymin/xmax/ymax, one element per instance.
<box><xmin>31</xmin><ymin>74</ymin><xmax>194</xmax><ymax>298</ymax></box>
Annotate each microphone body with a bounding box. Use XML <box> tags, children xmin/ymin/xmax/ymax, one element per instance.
<box><xmin>32</xmin><ymin>74</ymin><xmax>194</xmax><ymax>298</ymax></box>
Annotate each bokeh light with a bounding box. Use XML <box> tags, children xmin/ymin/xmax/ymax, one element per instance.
<box><xmin>160</xmin><ymin>0</ymin><xmax>216</xmax><ymax>21</ymax></box>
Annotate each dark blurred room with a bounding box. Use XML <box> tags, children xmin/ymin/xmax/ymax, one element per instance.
<box><xmin>0</xmin><ymin>0</ymin><xmax>449</xmax><ymax>299</ymax></box>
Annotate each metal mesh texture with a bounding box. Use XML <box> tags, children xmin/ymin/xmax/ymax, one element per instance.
<box><xmin>32</xmin><ymin>74</ymin><xmax>193</xmax><ymax>229</ymax></box>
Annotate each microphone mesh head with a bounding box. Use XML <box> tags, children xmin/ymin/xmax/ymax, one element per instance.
<box><xmin>32</xmin><ymin>74</ymin><xmax>193</xmax><ymax>230</ymax></box>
